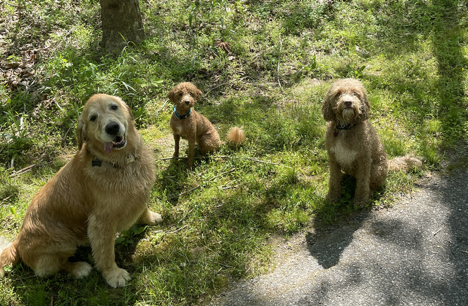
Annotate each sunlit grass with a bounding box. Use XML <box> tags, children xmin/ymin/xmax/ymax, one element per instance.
<box><xmin>0</xmin><ymin>0</ymin><xmax>467</xmax><ymax>305</ymax></box>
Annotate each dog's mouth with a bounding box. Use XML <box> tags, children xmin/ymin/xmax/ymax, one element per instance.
<box><xmin>341</xmin><ymin>108</ymin><xmax>356</xmax><ymax>121</ymax></box>
<box><xmin>104</xmin><ymin>135</ymin><xmax>127</xmax><ymax>153</ymax></box>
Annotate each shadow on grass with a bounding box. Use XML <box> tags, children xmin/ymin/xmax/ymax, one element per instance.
<box><xmin>212</xmin><ymin>148</ymin><xmax>468</xmax><ymax>305</ymax></box>
<box><xmin>307</xmin><ymin>0</ymin><xmax>468</xmax><ymax>285</ymax></box>
<box><xmin>210</xmin><ymin>0</ymin><xmax>468</xmax><ymax>304</ymax></box>
<box><xmin>5</xmin><ymin>234</ymin><xmax>149</xmax><ymax>306</ymax></box>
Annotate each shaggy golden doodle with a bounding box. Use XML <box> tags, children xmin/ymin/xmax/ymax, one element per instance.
<box><xmin>168</xmin><ymin>82</ymin><xmax>245</xmax><ymax>169</ymax></box>
<box><xmin>322</xmin><ymin>78</ymin><xmax>422</xmax><ymax>207</ymax></box>
<box><xmin>0</xmin><ymin>94</ymin><xmax>162</xmax><ymax>288</ymax></box>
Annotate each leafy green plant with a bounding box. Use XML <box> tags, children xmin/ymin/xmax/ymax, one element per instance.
<box><xmin>346</xmin><ymin>64</ymin><xmax>366</xmax><ymax>79</ymax></box>
<box><xmin>115</xmin><ymin>224</ymin><xmax>148</xmax><ymax>246</ymax></box>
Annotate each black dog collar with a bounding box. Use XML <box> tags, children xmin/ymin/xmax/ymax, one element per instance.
<box><xmin>92</xmin><ymin>158</ymin><xmax>102</xmax><ymax>167</ymax></box>
<box><xmin>333</xmin><ymin>123</ymin><xmax>357</xmax><ymax>137</ymax></box>
<box><xmin>173</xmin><ymin>105</ymin><xmax>192</xmax><ymax>119</ymax></box>
<box><xmin>92</xmin><ymin>154</ymin><xmax>137</xmax><ymax>168</ymax></box>
<box><xmin>336</xmin><ymin>123</ymin><xmax>357</xmax><ymax>130</ymax></box>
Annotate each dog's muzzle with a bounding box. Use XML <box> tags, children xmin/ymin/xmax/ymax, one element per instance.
<box><xmin>103</xmin><ymin>122</ymin><xmax>127</xmax><ymax>153</ymax></box>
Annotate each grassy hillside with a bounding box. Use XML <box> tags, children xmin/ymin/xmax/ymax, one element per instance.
<box><xmin>1</xmin><ymin>0</ymin><xmax>467</xmax><ymax>305</ymax></box>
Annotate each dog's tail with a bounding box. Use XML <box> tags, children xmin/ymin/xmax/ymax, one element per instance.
<box><xmin>388</xmin><ymin>155</ymin><xmax>422</xmax><ymax>173</ymax></box>
<box><xmin>0</xmin><ymin>238</ymin><xmax>19</xmax><ymax>278</ymax></box>
<box><xmin>226</xmin><ymin>127</ymin><xmax>245</xmax><ymax>146</ymax></box>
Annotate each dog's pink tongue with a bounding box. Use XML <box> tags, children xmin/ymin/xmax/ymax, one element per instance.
<box><xmin>104</xmin><ymin>142</ymin><xmax>113</xmax><ymax>153</ymax></box>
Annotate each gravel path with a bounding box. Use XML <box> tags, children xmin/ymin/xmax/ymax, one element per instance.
<box><xmin>210</xmin><ymin>153</ymin><xmax>468</xmax><ymax>305</ymax></box>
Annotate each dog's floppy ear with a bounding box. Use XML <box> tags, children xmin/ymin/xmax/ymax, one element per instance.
<box><xmin>322</xmin><ymin>89</ymin><xmax>337</xmax><ymax>122</ymax></box>
<box><xmin>76</xmin><ymin>114</ymin><xmax>87</xmax><ymax>150</ymax></box>
<box><xmin>167</xmin><ymin>87</ymin><xmax>177</xmax><ymax>103</ymax></box>
<box><xmin>193</xmin><ymin>87</ymin><xmax>202</xmax><ymax>102</ymax></box>
<box><xmin>356</xmin><ymin>88</ymin><xmax>371</xmax><ymax>123</ymax></box>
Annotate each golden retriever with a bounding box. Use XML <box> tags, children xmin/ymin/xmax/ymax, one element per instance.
<box><xmin>0</xmin><ymin>94</ymin><xmax>162</xmax><ymax>287</ymax></box>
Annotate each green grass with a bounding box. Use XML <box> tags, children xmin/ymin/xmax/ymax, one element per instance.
<box><xmin>1</xmin><ymin>0</ymin><xmax>467</xmax><ymax>305</ymax></box>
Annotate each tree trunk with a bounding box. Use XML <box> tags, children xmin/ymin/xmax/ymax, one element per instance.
<box><xmin>100</xmin><ymin>0</ymin><xmax>145</xmax><ymax>52</ymax></box>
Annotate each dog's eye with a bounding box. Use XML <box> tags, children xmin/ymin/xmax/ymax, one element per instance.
<box><xmin>178</xmin><ymin>92</ymin><xmax>183</xmax><ymax>96</ymax></box>
<box><xmin>110</xmin><ymin>104</ymin><xmax>118</xmax><ymax>110</ymax></box>
<box><xmin>353</xmin><ymin>91</ymin><xmax>359</xmax><ymax>97</ymax></box>
<box><xmin>90</xmin><ymin>115</ymin><xmax>97</xmax><ymax>122</ymax></box>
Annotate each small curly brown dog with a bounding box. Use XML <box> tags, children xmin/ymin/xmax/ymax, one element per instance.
<box><xmin>168</xmin><ymin>82</ymin><xmax>245</xmax><ymax>169</ymax></box>
<box><xmin>0</xmin><ymin>94</ymin><xmax>162</xmax><ymax>287</ymax></box>
<box><xmin>322</xmin><ymin>78</ymin><xmax>422</xmax><ymax>207</ymax></box>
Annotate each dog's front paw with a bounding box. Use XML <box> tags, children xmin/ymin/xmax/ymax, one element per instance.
<box><xmin>140</xmin><ymin>209</ymin><xmax>163</xmax><ymax>225</ymax></box>
<box><xmin>145</xmin><ymin>211</ymin><xmax>163</xmax><ymax>225</ymax></box>
<box><xmin>70</xmin><ymin>262</ymin><xmax>92</xmax><ymax>279</ymax></box>
<box><xmin>103</xmin><ymin>268</ymin><xmax>130</xmax><ymax>288</ymax></box>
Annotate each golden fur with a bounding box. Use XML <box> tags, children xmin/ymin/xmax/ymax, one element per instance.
<box><xmin>168</xmin><ymin>82</ymin><xmax>245</xmax><ymax>169</ymax></box>
<box><xmin>322</xmin><ymin>78</ymin><xmax>422</xmax><ymax>207</ymax></box>
<box><xmin>0</xmin><ymin>94</ymin><xmax>161</xmax><ymax>287</ymax></box>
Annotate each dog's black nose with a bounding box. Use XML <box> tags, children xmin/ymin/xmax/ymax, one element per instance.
<box><xmin>344</xmin><ymin>101</ymin><xmax>352</xmax><ymax>107</ymax></box>
<box><xmin>184</xmin><ymin>100</ymin><xmax>190</xmax><ymax>105</ymax></box>
<box><xmin>105</xmin><ymin>122</ymin><xmax>120</xmax><ymax>135</ymax></box>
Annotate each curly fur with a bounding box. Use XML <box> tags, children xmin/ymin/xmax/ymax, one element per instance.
<box><xmin>0</xmin><ymin>94</ymin><xmax>162</xmax><ymax>287</ymax></box>
<box><xmin>322</xmin><ymin>78</ymin><xmax>422</xmax><ymax>207</ymax></box>
<box><xmin>168</xmin><ymin>82</ymin><xmax>245</xmax><ymax>169</ymax></box>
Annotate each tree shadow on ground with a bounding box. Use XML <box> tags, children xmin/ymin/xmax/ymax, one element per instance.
<box><xmin>306</xmin><ymin>175</ymin><xmax>373</xmax><ymax>269</ymax></box>
<box><xmin>211</xmin><ymin>148</ymin><xmax>468</xmax><ymax>305</ymax></box>
<box><xmin>211</xmin><ymin>0</ymin><xmax>468</xmax><ymax>304</ymax></box>
<box><xmin>296</xmin><ymin>147</ymin><xmax>468</xmax><ymax>305</ymax></box>
<box><xmin>6</xmin><ymin>231</ymin><xmax>149</xmax><ymax>306</ymax></box>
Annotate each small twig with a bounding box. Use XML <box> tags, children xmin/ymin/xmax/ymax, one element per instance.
<box><xmin>203</xmin><ymin>82</ymin><xmax>230</xmax><ymax>97</ymax></box>
<box><xmin>277</xmin><ymin>36</ymin><xmax>285</xmax><ymax>95</ymax></box>
<box><xmin>156</xmin><ymin>99</ymin><xmax>169</xmax><ymax>115</ymax></box>
<box><xmin>432</xmin><ymin>228</ymin><xmax>442</xmax><ymax>236</ymax></box>
<box><xmin>249</xmin><ymin>157</ymin><xmax>283</xmax><ymax>166</ymax></box>
<box><xmin>19</xmin><ymin>115</ymin><xmax>24</xmax><ymax>135</ymax></box>
<box><xmin>222</xmin><ymin>185</ymin><xmax>238</xmax><ymax>190</ymax></box>
<box><xmin>460</xmin><ymin>250</ymin><xmax>468</xmax><ymax>254</ymax></box>
<box><xmin>170</xmin><ymin>185</ymin><xmax>201</xmax><ymax>200</ymax></box>
<box><xmin>53</xmin><ymin>98</ymin><xmax>75</xmax><ymax>123</ymax></box>
<box><xmin>10</xmin><ymin>275</ymin><xmax>39</xmax><ymax>282</ymax></box>
<box><xmin>54</xmin><ymin>99</ymin><xmax>64</xmax><ymax>112</ymax></box>
<box><xmin>10</xmin><ymin>164</ymin><xmax>37</xmax><ymax>177</ymax></box>
<box><xmin>220</xmin><ymin>263</ymin><xmax>233</xmax><ymax>268</ymax></box>
<box><xmin>62</xmin><ymin>126</ymin><xmax>74</xmax><ymax>147</ymax></box>
<box><xmin>208</xmin><ymin>168</ymin><xmax>235</xmax><ymax>182</ymax></box>
<box><xmin>165</xmin><ymin>224</ymin><xmax>188</xmax><ymax>234</ymax></box>
<box><xmin>0</xmin><ymin>195</ymin><xmax>13</xmax><ymax>205</ymax></box>
<box><xmin>150</xmin><ymin>225</ymin><xmax>188</xmax><ymax>236</ymax></box>
<box><xmin>10</xmin><ymin>158</ymin><xmax>52</xmax><ymax>178</ymax></box>
<box><xmin>221</xmin><ymin>179</ymin><xmax>237</xmax><ymax>188</ymax></box>
<box><xmin>177</xmin><ymin>208</ymin><xmax>193</xmax><ymax>224</ymax></box>
<box><xmin>157</xmin><ymin>157</ymin><xmax>188</xmax><ymax>161</ymax></box>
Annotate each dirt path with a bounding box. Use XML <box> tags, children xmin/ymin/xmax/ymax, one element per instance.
<box><xmin>209</xmin><ymin>149</ymin><xmax>468</xmax><ymax>306</ymax></box>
